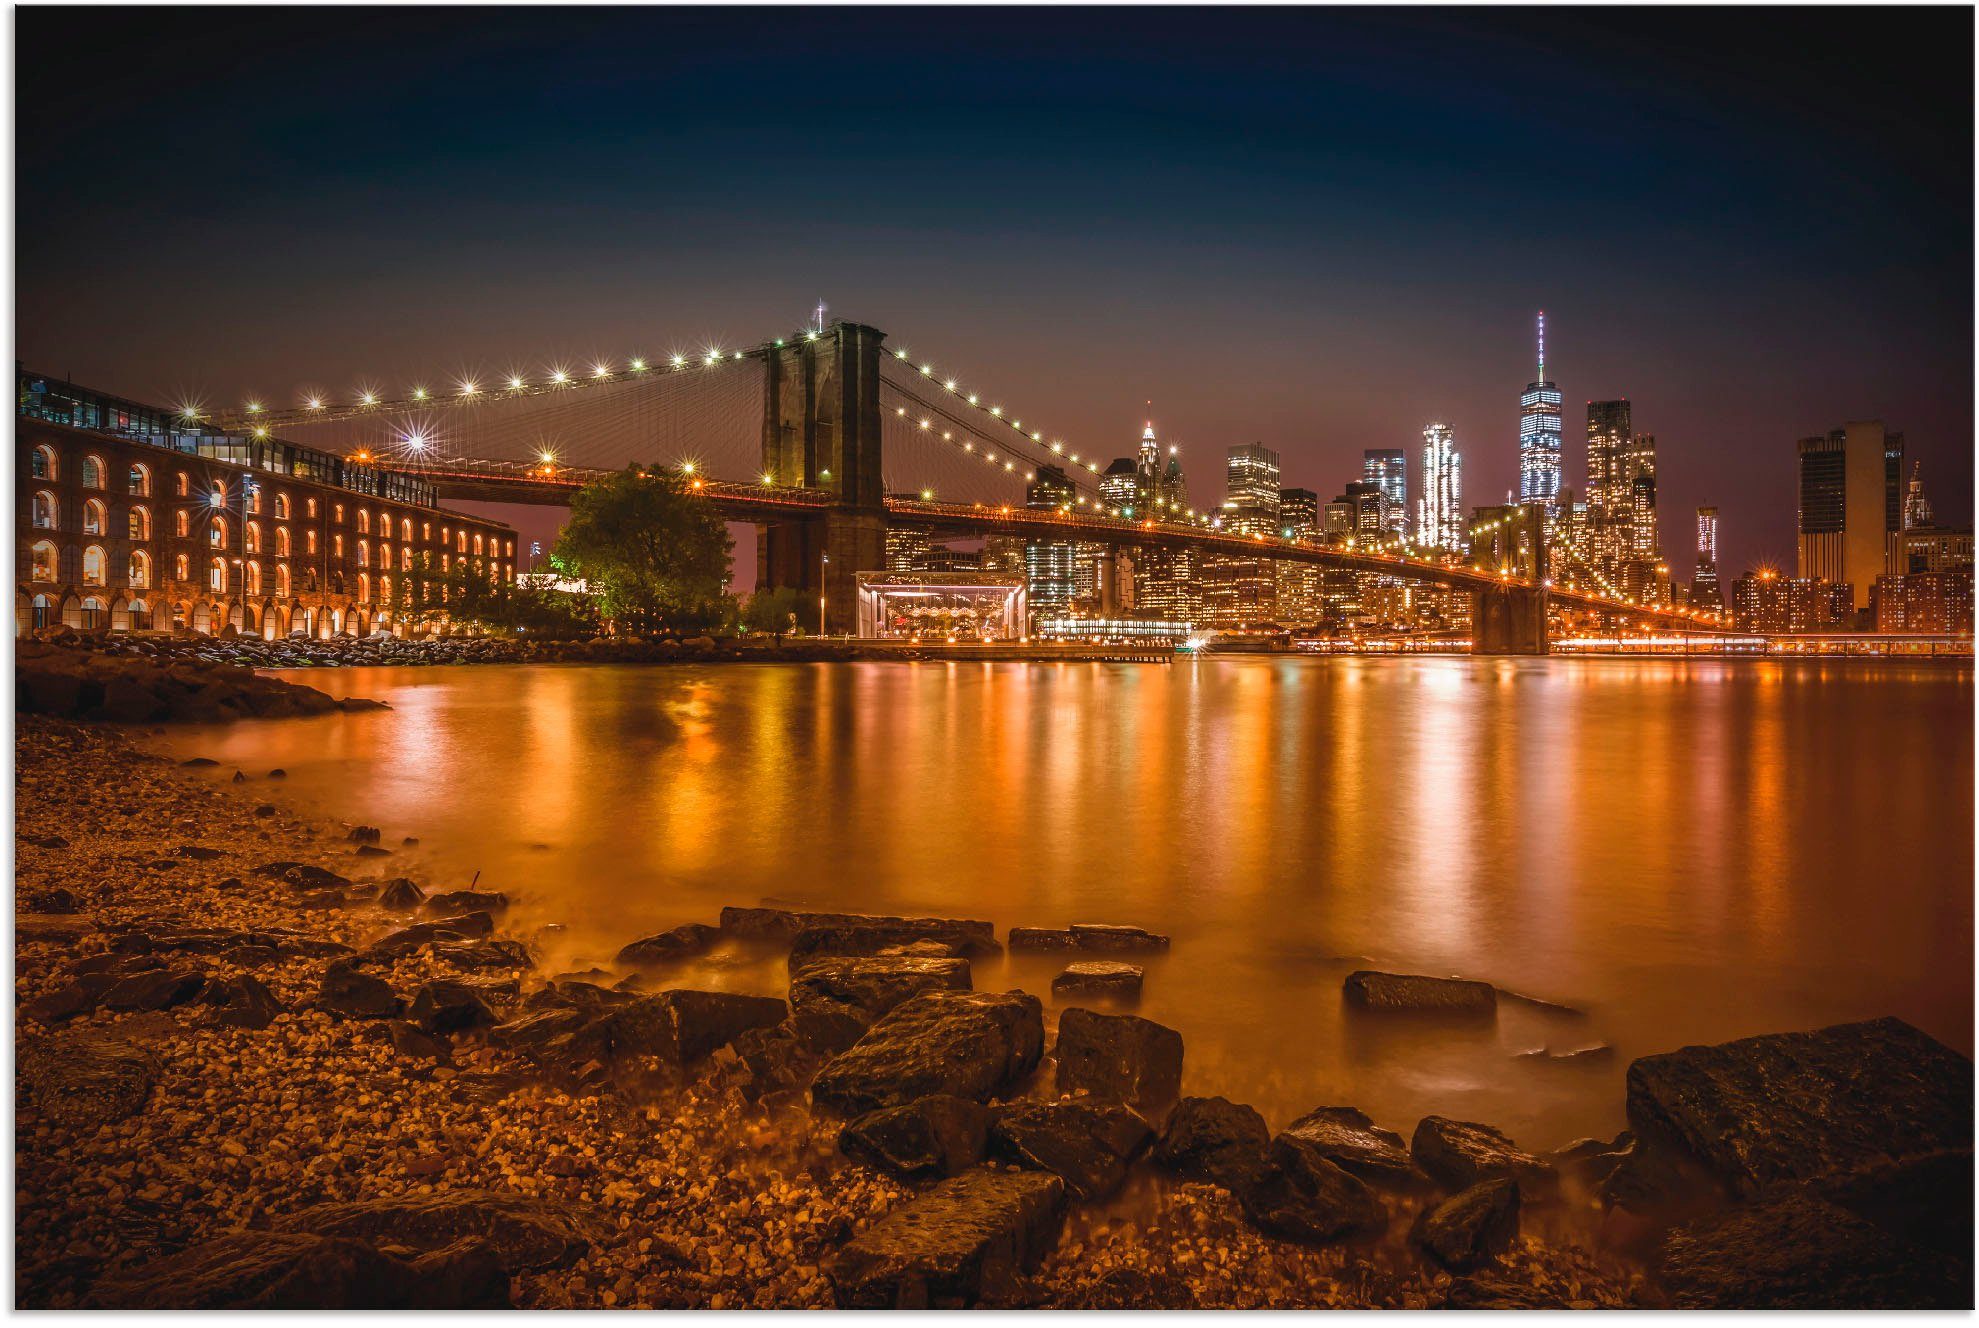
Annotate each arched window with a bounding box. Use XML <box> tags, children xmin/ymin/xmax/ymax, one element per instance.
<box><xmin>81</xmin><ymin>455</ymin><xmax>105</xmax><ymax>489</ymax></box>
<box><xmin>275</xmin><ymin>527</ymin><xmax>291</xmax><ymax>557</ymax></box>
<box><xmin>128</xmin><ymin>551</ymin><xmax>151</xmax><ymax>588</ymax></box>
<box><xmin>79</xmin><ymin>597</ymin><xmax>106</xmax><ymax>630</ymax></box>
<box><xmin>210</xmin><ymin>480</ymin><xmax>227</xmax><ymax>507</ymax></box>
<box><xmin>505</xmin><ymin>539</ymin><xmax>515</xmax><ymax>557</ymax></box>
<box><xmin>378</xmin><ymin>574</ymin><xmax>392</xmax><ymax>608</ymax></box>
<box><xmin>247</xmin><ymin>487</ymin><xmax>262</xmax><ymax>515</ymax></box>
<box><xmin>357</xmin><ymin>572</ymin><xmax>371</xmax><ymax>603</ymax></box>
<box><xmin>400</xmin><ymin>546</ymin><xmax>413</xmax><ymax>572</ymax></box>
<box><xmin>307</xmin><ymin>497</ymin><xmax>318</xmax><ymax>519</ymax></box>
<box><xmin>30</xmin><ymin>445</ymin><xmax>57</xmax><ymax>481</ymax></box>
<box><xmin>306</xmin><ymin>530</ymin><xmax>319</xmax><ymax>555</ymax></box>
<box><xmin>245</xmin><ymin>521</ymin><xmax>261</xmax><ymax>554</ymax></box>
<box><xmin>400</xmin><ymin>517</ymin><xmax>413</xmax><ymax>542</ymax></box>
<box><xmin>82</xmin><ymin>498</ymin><xmax>106</xmax><ymax>535</ymax></box>
<box><xmin>357</xmin><ymin>509</ymin><xmax>370</xmax><ymax>534</ymax></box>
<box><xmin>276</xmin><ymin>564</ymin><xmax>291</xmax><ymax>598</ymax></box>
<box><xmin>473</xmin><ymin>533</ymin><xmax>485</xmax><ymax>556</ymax></box>
<box><xmin>31</xmin><ymin>491</ymin><xmax>56</xmax><ymax>530</ymax></box>
<box><xmin>126</xmin><ymin>599</ymin><xmax>151</xmax><ymax>631</ymax></box>
<box><xmin>274</xmin><ymin>492</ymin><xmax>291</xmax><ymax>519</ymax></box>
<box><xmin>356</xmin><ymin>540</ymin><xmax>369</xmax><ymax>568</ymax></box>
<box><xmin>209</xmin><ymin>558</ymin><xmax>228</xmax><ymax>593</ymax></box>
<box><xmin>174</xmin><ymin>553</ymin><xmax>190</xmax><ymax>582</ymax></box>
<box><xmin>30</xmin><ymin>541</ymin><xmax>56</xmax><ymax>582</ymax></box>
<box><xmin>209</xmin><ymin>517</ymin><xmax>228</xmax><ymax>549</ymax></box>
<box><xmin>378</xmin><ymin>541</ymin><xmax>392</xmax><ymax>568</ymax></box>
<box><xmin>129</xmin><ymin>463</ymin><xmax>152</xmax><ymax>496</ymax></box>
<box><xmin>246</xmin><ymin>561</ymin><xmax>263</xmax><ymax>595</ymax></box>
<box><xmin>128</xmin><ymin>505</ymin><xmax>151</xmax><ymax>540</ymax></box>
<box><xmin>174</xmin><ymin>510</ymin><xmax>190</xmax><ymax>538</ymax></box>
<box><xmin>175</xmin><ymin>472</ymin><xmax>190</xmax><ymax>497</ymax></box>
<box><xmin>82</xmin><ymin>546</ymin><xmax>107</xmax><ymax>586</ymax></box>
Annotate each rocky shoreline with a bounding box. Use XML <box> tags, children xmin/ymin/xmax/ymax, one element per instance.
<box><xmin>15</xmin><ymin>716</ymin><xmax>1972</xmax><ymax>1309</ymax></box>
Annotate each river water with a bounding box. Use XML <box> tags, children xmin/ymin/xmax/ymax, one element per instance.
<box><xmin>161</xmin><ymin>656</ymin><xmax>1973</xmax><ymax>1152</ymax></box>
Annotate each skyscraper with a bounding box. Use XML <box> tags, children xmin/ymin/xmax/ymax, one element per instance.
<box><xmin>1099</xmin><ymin>457</ymin><xmax>1138</xmax><ymax>514</ymax></box>
<box><xmin>1518</xmin><ymin>312</ymin><xmax>1563</xmax><ymax>512</ymax></box>
<box><xmin>1362</xmin><ymin>449</ymin><xmax>1406</xmax><ymax>537</ymax></box>
<box><xmin>1798</xmin><ymin>421</ymin><xmax>1903</xmax><ymax>609</ymax></box>
<box><xmin>1904</xmin><ymin>461</ymin><xmax>1934</xmax><ymax>530</ymax></box>
<box><xmin>1023</xmin><ymin>464</ymin><xmax>1078</xmax><ymax>618</ymax></box>
<box><xmin>1223</xmin><ymin>442</ymin><xmax>1282</xmax><ymax>530</ymax></box>
<box><xmin>1275</xmin><ymin>487</ymin><xmax>1322</xmax><ymax>624</ymax></box>
<box><xmin>1417</xmin><ymin>422</ymin><xmax>1463</xmax><ymax>552</ymax></box>
<box><xmin>1626</xmin><ymin>432</ymin><xmax>1658</xmax><ymax>559</ymax></box>
<box><xmin>1692</xmin><ymin>506</ymin><xmax>1722</xmax><ymax>612</ymax></box>
<box><xmin>1203</xmin><ymin>442</ymin><xmax>1281</xmax><ymax>624</ymax></box>
<box><xmin>1584</xmin><ymin>399</ymin><xmax>1633</xmax><ymax>558</ymax></box>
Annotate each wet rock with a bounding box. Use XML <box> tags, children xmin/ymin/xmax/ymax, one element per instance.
<box><xmin>726</xmin><ymin>1022</ymin><xmax>822</xmax><ymax>1102</ymax></box>
<box><xmin>17</xmin><ymin>914</ymin><xmax>88</xmax><ymax>944</ymax></box>
<box><xmin>365</xmin><ymin>913</ymin><xmax>495</xmax><ymax>959</ymax></box>
<box><xmin>811</xmin><ymin>990</ymin><xmax>1045</xmax><ymax>1115</ymax></box>
<box><xmin>181</xmin><ymin>756</ymin><xmax>219</xmax><ymax>767</ymax></box>
<box><xmin>988</xmin><ymin>1100</ymin><xmax>1154</xmax><ymax>1201</ymax></box>
<box><xmin>722</xmin><ymin>905</ymin><xmax>999</xmax><ymax>955</ymax></box>
<box><xmin>24</xmin><ymin>978</ymin><xmax>111</xmax><ymax>1024</ymax></box>
<box><xmin>1051</xmin><ymin>1007</ymin><xmax>1183</xmax><ymax>1118</ymax></box>
<box><xmin>82</xmin><ymin>1230</ymin><xmax>511</xmax><ymax>1310</ymax></box>
<box><xmin>422</xmin><ymin>889</ymin><xmax>509</xmax><ymax>917</ymax></box>
<box><xmin>253</xmin><ymin>804</ymin><xmax>276</xmax><ymax>817</ymax></box>
<box><xmin>347</xmin><ymin>825</ymin><xmax>382</xmax><ymax>844</ymax></box>
<box><xmin>605</xmin><ymin>989</ymin><xmax>789</xmax><ymax>1065</ymax></box>
<box><xmin>207</xmin><ymin>973</ymin><xmax>284</xmax><ymax>1030</ymax></box>
<box><xmin>1343</xmin><ymin>970</ymin><xmax>1497</xmax><ymax>1016</ymax></box>
<box><xmin>1552</xmin><ymin>1131</ymin><xmax>1634</xmax><ymax>1190</ymax></box>
<box><xmin>1281</xmin><ymin>1106</ymin><xmax>1432</xmax><ymax>1193</ymax></box>
<box><xmin>1007</xmin><ymin>927</ymin><xmax>1080</xmax><ymax>951</ymax></box>
<box><xmin>1067</xmin><ymin>923</ymin><xmax>1170</xmax><ymax>951</ymax></box>
<box><xmin>1239</xmin><ymin>1129</ymin><xmax>1389</xmax><ymax>1245</ymax></box>
<box><xmin>1659</xmin><ymin>1191</ymin><xmax>1964</xmax><ymax>1309</ymax></box>
<box><xmin>1051</xmin><ymin>961</ymin><xmax>1142</xmax><ymax>998</ymax></box>
<box><xmin>24</xmin><ymin>887</ymin><xmax>80</xmax><ymax>914</ymax></box>
<box><xmin>274</xmin><ymin>1188</ymin><xmax>613</xmax><ymax>1273</ymax></box>
<box><xmin>101</xmin><ymin>968</ymin><xmax>207</xmax><ymax>1012</ymax></box>
<box><xmin>1623</xmin><ymin>1016</ymin><xmax>1972</xmax><ymax>1203</ymax></box>
<box><xmin>1153</xmin><ymin>1095</ymin><xmax>1270</xmax><ymax>1190</ymax></box>
<box><xmin>24</xmin><ymin>834</ymin><xmax>69</xmax><ymax>849</ymax></box>
<box><xmin>1411</xmin><ymin>1117</ymin><xmax>1558</xmax><ymax>1199</ymax></box>
<box><xmin>354</xmin><ymin>845</ymin><xmax>393</xmax><ymax>858</ymax></box>
<box><xmin>840</xmin><ymin>1095</ymin><xmax>994</xmax><ymax>1178</ymax></box>
<box><xmin>387</xmin><ymin>1019</ymin><xmax>453</xmax><ymax>1064</ymax></box>
<box><xmin>319</xmin><ymin>960</ymin><xmax>402</xmax><ymax>1019</ymax></box>
<box><xmin>409</xmin><ymin>979</ymin><xmax>498</xmax><ymax>1034</ymax></box>
<box><xmin>615</xmin><ymin>921</ymin><xmax>718</xmax><ymax>966</ymax></box>
<box><xmin>431</xmin><ymin>938</ymin><xmax>532</xmax><ymax>971</ymax></box>
<box><xmin>787</xmin><ymin>925</ymin><xmax>989</xmax><ymax>970</ymax></box>
<box><xmin>377</xmin><ymin>878</ymin><xmax>426</xmax><ymax>911</ymax></box>
<box><xmin>830</xmin><ymin>1167</ymin><xmax>1065</xmax><ymax>1308</ymax></box>
<box><xmin>20</xmin><ymin>1030</ymin><xmax>158</xmax><ymax>1125</ymax></box>
<box><xmin>268</xmin><ymin>768</ymin><xmax>287</xmax><ymax>778</ymax></box>
<box><xmin>281</xmin><ymin>864</ymin><xmax>352</xmax><ymax>891</ymax></box>
<box><xmin>175</xmin><ymin>844</ymin><xmax>226</xmax><ymax>861</ymax></box>
<box><xmin>1412</xmin><ymin>1178</ymin><xmax>1522</xmax><ymax>1272</ymax></box>
<box><xmin>789</xmin><ymin>956</ymin><xmax>973</xmax><ymax>1053</ymax></box>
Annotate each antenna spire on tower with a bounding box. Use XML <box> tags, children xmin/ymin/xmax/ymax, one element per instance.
<box><xmin>1537</xmin><ymin>310</ymin><xmax>1546</xmax><ymax>382</ymax></box>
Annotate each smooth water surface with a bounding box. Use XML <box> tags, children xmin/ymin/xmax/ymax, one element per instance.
<box><xmin>164</xmin><ymin>656</ymin><xmax>1974</xmax><ymax>1149</ymax></box>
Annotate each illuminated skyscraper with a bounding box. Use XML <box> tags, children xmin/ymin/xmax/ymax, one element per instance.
<box><xmin>1798</xmin><ymin>421</ymin><xmax>1903</xmax><ymax>609</ymax></box>
<box><xmin>1417</xmin><ymin>423</ymin><xmax>1463</xmax><ymax>552</ymax></box>
<box><xmin>1519</xmin><ymin>312</ymin><xmax>1562</xmax><ymax>512</ymax></box>
<box><xmin>1023</xmin><ymin>464</ymin><xmax>1077</xmax><ymax>618</ymax></box>
<box><xmin>1584</xmin><ymin>399</ymin><xmax>1632</xmax><ymax>554</ymax></box>
<box><xmin>1692</xmin><ymin>506</ymin><xmax>1722</xmax><ymax>612</ymax></box>
<box><xmin>1362</xmin><ymin>449</ymin><xmax>1406</xmax><ymax>537</ymax></box>
<box><xmin>1275</xmin><ymin>486</ymin><xmax>1321</xmax><ymax>623</ymax></box>
<box><xmin>1099</xmin><ymin>457</ymin><xmax>1138</xmax><ymax>514</ymax></box>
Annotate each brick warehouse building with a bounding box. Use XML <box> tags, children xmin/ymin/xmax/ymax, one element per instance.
<box><xmin>17</xmin><ymin>371</ymin><xmax>515</xmax><ymax>637</ymax></box>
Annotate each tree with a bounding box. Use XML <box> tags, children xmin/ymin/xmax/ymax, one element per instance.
<box><xmin>743</xmin><ymin>586</ymin><xmax>805</xmax><ymax>642</ymax></box>
<box><xmin>550</xmin><ymin>466</ymin><xmax>733</xmax><ymax>634</ymax></box>
<box><xmin>391</xmin><ymin>551</ymin><xmax>597</xmax><ymax>638</ymax></box>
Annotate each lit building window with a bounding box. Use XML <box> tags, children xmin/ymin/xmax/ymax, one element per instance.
<box><xmin>81</xmin><ymin>455</ymin><xmax>105</xmax><ymax>490</ymax></box>
<box><xmin>30</xmin><ymin>540</ymin><xmax>56</xmax><ymax>582</ymax></box>
<box><xmin>30</xmin><ymin>445</ymin><xmax>57</xmax><ymax>481</ymax></box>
<box><xmin>128</xmin><ymin>551</ymin><xmax>151</xmax><ymax>588</ymax></box>
<box><xmin>82</xmin><ymin>545</ymin><xmax>107</xmax><ymax>586</ymax></box>
<box><xmin>128</xmin><ymin>505</ymin><xmax>150</xmax><ymax>540</ymax></box>
<box><xmin>82</xmin><ymin>499</ymin><xmax>106</xmax><ymax>535</ymax></box>
<box><xmin>31</xmin><ymin>491</ymin><xmax>56</xmax><ymax>530</ymax></box>
<box><xmin>128</xmin><ymin>463</ymin><xmax>151</xmax><ymax>496</ymax></box>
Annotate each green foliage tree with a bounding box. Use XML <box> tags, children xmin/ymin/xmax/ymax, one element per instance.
<box><xmin>742</xmin><ymin>586</ymin><xmax>805</xmax><ymax>642</ymax></box>
<box><xmin>392</xmin><ymin>551</ymin><xmax>598</xmax><ymax>638</ymax></box>
<box><xmin>550</xmin><ymin>466</ymin><xmax>733</xmax><ymax>634</ymax></box>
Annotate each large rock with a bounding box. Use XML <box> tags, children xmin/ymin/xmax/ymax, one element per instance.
<box><xmin>1411</xmin><ymin>1117</ymin><xmax>1558</xmax><ymax>1199</ymax></box>
<box><xmin>1051</xmin><ymin>962</ymin><xmax>1143</xmax><ymax>998</ymax></box>
<box><xmin>1343</xmin><ymin>970</ymin><xmax>1496</xmax><ymax>1016</ymax></box>
<box><xmin>1051</xmin><ymin>1007</ymin><xmax>1183</xmax><ymax>1119</ymax></box>
<box><xmin>788</xmin><ymin>926</ymin><xmax>987</xmax><ymax>970</ymax></box>
<box><xmin>421</xmin><ymin>890</ymin><xmax>508</xmax><ymax>917</ymax></box>
<box><xmin>1411</xmin><ymin>1179</ymin><xmax>1522</xmax><ymax>1272</ymax></box>
<box><xmin>1009</xmin><ymin>924</ymin><xmax>1169</xmax><ymax>952</ymax></box>
<box><xmin>1281</xmin><ymin>1106</ymin><xmax>1431</xmax><ymax>1193</ymax></box>
<box><xmin>319</xmin><ymin>961</ymin><xmax>401</xmax><ymax>1019</ymax></box>
<box><xmin>721</xmin><ymin>906</ymin><xmax>997</xmax><ymax>955</ymax></box>
<box><xmin>1153</xmin><ymin>1095</ymin><xmax>1270</xmax><ymax>1190</ymax></box>
<box><xmin>616</xmin><ymin>922</ymin><xmax>719</xmax><ymax>967</ymax></box>
<box><xmin>100</xmin><ymin>968</ymin><xmax>207</xmax><ymax>1012</ymax></box>
<box><xmin>431</xmin><ymin>939</ymin><xmax>533</xmax><ymax>971</ymax></box>
<box><xmin>83</xmin><ymin>1230</ymin><xmax>511</xmax><ymax>1309</ymax></box>
<box><xmin>811</xmin><ymin>990</ymin><xmax>1045</xmax><ymax>1115</ymax></box>
<box><xmin>988</xmin><ymin>1100</ymin><xmax>1153</xmax><ymax>1201</ymax></box>
<box><xmin>790</xmin><ymin>956</ymin><xmax>973</xmax><ymax>1053</ymax></box>
<box><xmin>1623</xmin><ymin>1017</ymin><xmax>1973</xmax><ymax>1203</ymax></box>
<box><xmin>409</xmin><ymin>980</ymin><xmax>498</xmax><ymax>1035</ymax></box>
<box><xmin>840</xmin><ymin>1095</ymin><xmax>994</xmax><ymax>1179</ymax></box>
<box><xmin>1659</xmin><ymin>1191</ymin><xmax>1965</xmax><ymax>1309</ymax></box>
<box><xmin>206</xmin><ymin>974</ymin><xmax>284</xmax><ymax>1030</ymax></box>
<box><xmin>603</xmin><ymin>989</ymin><xmax>788</xmax><ymax>1066</ymax></box>
<box><xmin>830</xmin><ymin>1167</ymin><xmax>1065</xmax><ymax>1308</ymax></box>
<box><xmin>20</xmin><ymin>1031</ymin><xmax>158</xmax><ymax>1126</ymax></box>
<box><xmin>274</xmin><ymin>1189</ymin><xmax>613</xmax><ymax>1273</ymax></box>
<box><xmin>1240</xmin><ymin>1129</ymin><xmax>1389</xmax><ymax>1245</ymax></box>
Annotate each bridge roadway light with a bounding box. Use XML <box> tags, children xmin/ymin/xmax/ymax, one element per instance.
<box><xmin>305</xmin><ymin>397</ymin><xmax>323</xmax><ymax>410</ymax></box>
<box><xmin>508</xmin><ymin>376</ymin><xmax>526</xmax><ymax>390</ymax></box>
<box><xmin>630</xmin><ymin>358</ymin><xmax>646</xmax><ymax>371</ymax></box>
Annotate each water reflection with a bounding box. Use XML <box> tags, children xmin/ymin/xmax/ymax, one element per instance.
<box><xmin>166</xmin><ymin>657</ymin><xmax>1973</xmax><ymax>1148</ymax></box>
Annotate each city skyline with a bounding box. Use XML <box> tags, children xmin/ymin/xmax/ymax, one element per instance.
<box><xmin>15</xmin><ymin>8</ymin><xmax>1970</xmax><ymax>585</ymax></box>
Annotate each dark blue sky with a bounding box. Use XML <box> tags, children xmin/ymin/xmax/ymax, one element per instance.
<box><xmin>19</xmin><ymin>7</ymin><xmax>1972</xmax><ymax>578</ymax></box>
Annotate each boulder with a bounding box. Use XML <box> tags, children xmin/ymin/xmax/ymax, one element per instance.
<box><xmin>320</xmin><ymin>960</ymin><xmax>401</xmax><ymax>1019</ymax></box>
<box><xmin>25</xmin><ymin>887</ymin><xmax>80</xmax><ymax>914</ymax></box>
<box><xmin>615</xmin><ymin>922</ymin><xmax>719</xmax><ymax>967</ymax></box>
<box><xmin>388</xmin><ymin>1019</ymin><xmax>452</xmax><ymax>1064</ymax></box>
<box><xmin>100</xmin><ymin>969</ymin><xmax>207</xmax><ymax>1012</ymax></box>
<box><xmin>603</xmin><ymin>989</ymin><xmax>788</xmax><ymax>1065</ymax></box>
<box><xmin>409</xmin><ymin>980</ymin><xmax>498</xmax><ymax>1034</ymax></box>
<box><xmin>840</xmin><ymin>1095</ymin><xmax>994</xmax><ymax>1179</ymax></box>
<box><xmin>1343</xmin><ymin>970</ymin><xmax>1497</xmax><ymax>1016</ymax></box>
<box><xmin>1659</xmin><ymin>1191</ymin><xmax>1964</xmax><ymax>1309</ymax></box>
<box><xmin>377</xmin><ymin>879</ymin><xmax>426</xmax><ymax>911</ymax></box>
<box><xmin>1411</xmin><ymin>1178</ymin><xmax>1522</xmax><ymax>1272</ymax></box>
<box><xmin>24</xmin><ymin>978</ymin><xmax>111</xmax><ymax>1024</ymax></box>
<box><xmin>1411</xmin><ymin>1117</ymin><xmax>1558</xmax><ymax>1199</ymax></box>
<box><xmin>422</xmin><ymin>890</ymin><xmax>509</xmax><ymax>917</ymax></box>
<box><xmin>811</xmin><ymin>990</ymin><xmax>1045</xmax><ymax>1116</ymax></box>
<box><xmin>788</xmin><ymin>925</ymin><xmax>988</xmax><ymax>970</ymax></box>
<box><xmin>988</xmin><ymin>1100</ymin><xmax>1153</xmax><ymax>1201</ymax></box>
<box><xmin>1007</xmin><ymin>927</ymin><xmax>1081</xmax><ymax>951</ymax></box>
<box><xmin>20</xmin><ymin>1031</ymin><xmax>158</xmax><ymax>1126</ymax></box>
<box><xmin>431</xmin><ymin>939</ymin><xmax>532</xmax><ymax>971</ymax></box>
<box><xmin>1240</xmin><ymin>1130</ymin><xmax>1388</xmax><ymax>1245</ymax></box>
<box><xmin>364</xmin><ymin>913</ymin><xmax>494</xmax><ymax>959</ymax></box>
<box><xmin>721</xmin><ymin>905</ymin><xmax>997</xmax><ymax>955</ymax></box>
<box><xmin>207</xmin><ymin>974</ymin><xmax>284</xmax><ymax>1030</ymax></box>
<box><xmin>1051</xmin><ymin>1007</ymin><xmax>1183</xmax><ymax>1119</ymax></box>
<box><xmin>1552</xmin><ymin>1131</ymin><xmax>1634</xmax><ymax>1191</ymax></box>
<box><xmin>789</xmin><ymin>956</ymin><xmax>973</xmax><ymax>1053</ymax></box>
<box><xmin>726</xmin><ymin>1022</ymin><xmax>822</xmax><ymax>1103</ymax></box>
<box><xmin>274</xmin><ymin>1189</ymin><xmax>612</xmax><ymax>1273</ymax></box>
<box><xmin>1281</xmin><ymin>1106</ymin><xmax>1431</xmax><ymax>1193</ymax></box>
<box><xmin>1623</xmin><ymin>1017</ymin><xmax>1973</xmax><ymax>1203</ymax></box>
<box><xmin>347</xmin><ymin>826</ymin><xmax>382</xmax><ymax>844</ymax></box>
<box><xmin>1067</xmin><ymin>923</ymin><xmax>1169</xmax><ymax>952</ymax></box>
<box><xmin>830</xmin><ymin>1167</ymin><xmax>1065</xmax><ymax>1308</ymax></box>
<box><xmin>82</xmin><ymin>1230</ymin><xmax>511</xmax><ymax>1310</ymax></box>
<box><xmin>1051</xmin><ymin>962</ymin><xmax>1142</xmax><ymax>998</ymax></box>
<box><xmin>1153</xmin><ymin>1095</ymin><xmax>1270</xmax><ymax>1190</ymax></box>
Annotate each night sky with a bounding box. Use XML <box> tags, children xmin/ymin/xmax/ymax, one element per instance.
<box><xmin>19</xmin><ymin>6</ymin><xmax>1972</xmax><ymax>581</ymax></box>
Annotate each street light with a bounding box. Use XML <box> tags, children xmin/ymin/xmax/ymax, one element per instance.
<box><xmin>820</xmin><ymin>551</ymin><xmax>830</xmax><ymax>637</ymax></box>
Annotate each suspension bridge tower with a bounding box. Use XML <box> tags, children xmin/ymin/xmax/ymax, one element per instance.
<box><xmin>757</xmin><ymin>321</ymin><xmax>886</xmax><ymax>632</ymax></box>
